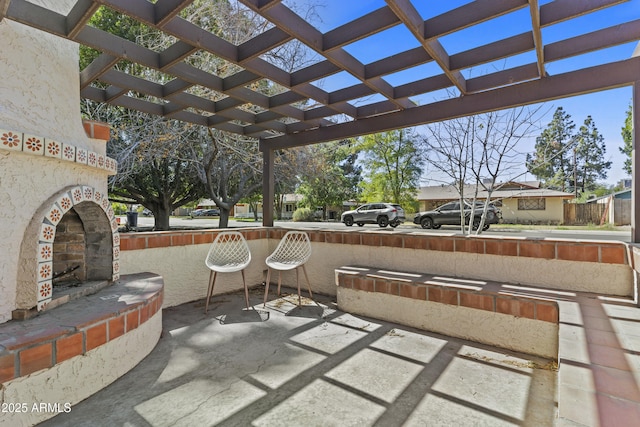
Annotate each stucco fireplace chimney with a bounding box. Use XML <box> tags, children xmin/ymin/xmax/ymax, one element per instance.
<box><xmin>0</xmin><ymin>0</ymin><xmax>118</xmax><ymax>322</ymax></box>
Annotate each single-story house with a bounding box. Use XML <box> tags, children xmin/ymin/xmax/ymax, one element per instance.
<box><xmin>416</xmin><ymin>181</ymin><xmax>574</xmax><ymax>224</ymax></box>
<box><xmin>234</xmin><ymin>194</ymin><xmax>302</xmax><ymax>219</ymax></box>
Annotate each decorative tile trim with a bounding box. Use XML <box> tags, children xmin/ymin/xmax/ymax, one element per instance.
<box><xmin>36</xmin><ymin>186</ymin><xmax>120</xmax><ymax>311</ymax></box>
<box><xmin>0</xmin><ymin>130</ymin><xmax>23</xmax><ymax>151</ymax></box>
<box><xmin>62</xmin><ymin>143</ymin><xmax>76</xmax><ymax>161</ymax></box>
<box><xmin>24</xmin><ymin>135</ymin><xmax>43</xmax><ymax>154</ymax></box>
<box><xmin>0</xmin><ymin>128</ymin><xmax>117</xmax><ymax>175</ymax></box>
<box><xmin>44</xmin><ymin>139</ymin><xmax>61</xmax><ymax>158</ymax></box>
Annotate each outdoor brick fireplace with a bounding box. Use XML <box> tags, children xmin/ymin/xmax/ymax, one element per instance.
<box><xmin>0</xmin><ymin>0</ymin><xmax>120</xmax><ymax>322</ymax></box>
<box><xmin>0</xmin><ymin>3</ymin><xmax>162</xmax><ymax>424</ymax></box>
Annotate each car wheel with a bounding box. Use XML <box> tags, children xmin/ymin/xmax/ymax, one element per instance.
<box><xmin>432</xmin><ymin>224</ymin><xmax>441</xmax><ymax>229</ymax></box>
<box><xmin>472</xmin><ymin>218</ymin><xmax>481</xmax><ymax>230</ymax></box>
<box><xmin>483</xmin><ymin>224</ymin><xmax>490</xmax><ymax>231</ymax></box>
<box><xmin>344</xmin><ymin>216</ymin><xmax>354</xmax><ymax>226</ymax></box>
<box><xmin>377</xmin><ymin>216</ymin><xmax>389</xmax><ymax>227</ymax></box>
<box><xmin>390</xmin><ymin>221</ymin><xmax>399</xmax><ymax>228</ymax></box>
<box><xmin>357</xmin><ymin>222</ymin><xmax>364</xmax><ymax>227</ymax></box>
<box><xmin>420</xmin><ymin>217</ymin><xmax>433</xmax><ymax>229</ymax></box>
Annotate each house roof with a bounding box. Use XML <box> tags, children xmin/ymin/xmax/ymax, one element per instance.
<box><xmin>3</xmin><ymin>1</ymin><xmax>640</xmax><ymax>149</ymax></box>
<box><xmin>417</xmin><ymin>183</ymin><xmax>574</xmax><ymax>201</ymax></box>
<box><xmin>586</xmin><ymin>188</ymin><xmax>632</xmax><ymax>203</ymax></box>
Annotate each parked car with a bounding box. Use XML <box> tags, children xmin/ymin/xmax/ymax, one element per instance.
<box><xmin>201</xmin><ymin>209</ymin><xmax>220</xmax><ymax>216</ymax></box>
<box><xmin>142</xmin><ymin>209</ymin><xmax>153</xmax><ymax>216</ymax></box>
<box><xmin>190</xmin><ymin>209</ymin><xmax>204</xmax><ymax>217</ymax></box>
<box><xmin>413</xmin><ymin>201</ymin><xmax>501</xmax><ymax>230</ymax></box>
<box><xmin>341</xmin><ymin>203</ymin><xmax>405</xmax><ymax>228</ymax></box>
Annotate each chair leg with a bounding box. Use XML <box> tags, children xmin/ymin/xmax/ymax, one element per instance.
<box><xmin>263</xmin><ymin>268</ymin><xmax>272</xmax><ymax>307</ymax></box>
<box><xmin>302</xmin><ymin>265</ymin><xmax>313</xmax><ymax>299</ymax></box>
<box><xmin>296</xmin><ymin>267</ymin><xmax>302</xmax><ymax>306</ymax></box>
<box><xmin>277</xmin><ymin>271</ymin><xmax>282</xmax><ymax>295</ymax></box>
<box><xmin>205</xmin><ymin>270</ymin><xmax>217</xmax><ymax>314</ymax></box>
<box><xmin>241</xmin><ymin>269</ymin><xmax>250</xmax><ymax>310</ymax></box>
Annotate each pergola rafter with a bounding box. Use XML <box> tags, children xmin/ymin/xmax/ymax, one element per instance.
<box><xmin>2</xmin><ymin>0</ymin><xmax>640</xmax><ymax>234</ymax></box>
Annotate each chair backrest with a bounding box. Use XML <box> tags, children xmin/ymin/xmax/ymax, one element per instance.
<box><xmin>268</xmin><ymin>231</ymin><xmax>311</xmax><ymax>265</ymax></box>
<box><xmin>205</xmin><ymin>231</ymin><xmax>251</xmax><ymax>269</ymax></box>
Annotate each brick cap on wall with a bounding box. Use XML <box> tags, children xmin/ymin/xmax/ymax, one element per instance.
<box><xmin>82</xmin><ymin>120</ymin><xmax>111</xmax><ymax>141</ymax></box>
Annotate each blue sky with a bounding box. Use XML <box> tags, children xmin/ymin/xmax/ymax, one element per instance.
<box><xmin>279</xmin><ymin>0</ymin><xmax>640</xmax><ymax>186</ymax></box>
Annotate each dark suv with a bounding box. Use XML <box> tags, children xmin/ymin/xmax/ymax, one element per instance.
<box><xmin>413</xmin><ymin>201</ymin><xmax>501</xmax><ymax>230</ymax></box>
<box><xmin>341</xmin><ymin>203</ymin><xmax>405</xmax><ymax>228</ymax></box>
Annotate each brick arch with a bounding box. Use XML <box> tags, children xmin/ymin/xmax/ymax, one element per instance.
<box><xmin>27</xmin><ymin>185</ymin><xmax>119</xmax><ymax>312</ymax></box>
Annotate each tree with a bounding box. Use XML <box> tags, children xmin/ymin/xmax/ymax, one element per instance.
<box><xmin>469</xmin><ymin>106</ymin><xmax>545</xmax><ymax>232</ymax></box>
<box><xmin>297</xmin><ymin>141</ymin><xmax>361</xmax><ymax>219</ymax></box>
<box><xmin>81</xmin><ymin>1</ymin><xmax>323</xmax><ymax>229</ymax></box>
<box><xmin>273</xmin><ymin>148</ymin><xmax>305</xmax><ymax>220</ymax></box>
<box><xmin>105</xmin><ymin>111</ymin><xmax>204</xmax><ymax>230</ymax></box>
<box><xmin>357</xmin><ymin>129</ymin><xmax>423</xmax><ymax>210</ymax></box>
<box><xmin>620</xmin><ymin>104</ymin><xmax>632</xmax><ymax>176</ymax></box>
<box><xmin>574</xmin><ymin>116</ymin><xmax>612</xmax><ymax>192</ymax></box>
<box><xmin>79</xmin><ymin>7</ymin><xmax>205</xmax><ymax>230</ymax></box>
<box><xmin>526</xmin><ymin>107</ymin><xmax>576</xmax><ymax>191</ymax></box>
<box><xmin>192</xmin><ymin>128</ymin><xmax>262</xmax><ymax>228</ymax></box>
<box><xmin>422</xmin><ymin>105</ymin><xmax>544</xmax><ymax>234</ymax></box>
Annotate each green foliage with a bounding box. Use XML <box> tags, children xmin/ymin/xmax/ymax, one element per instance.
<box><xmin>297</xmin><ymin>141</ymin><xmax>362</xmax><ymax>219</ymax></box>
<box><xmin>575</xmin><ymin>116</ymin><xmax>611</xmax><ymax>192</ymax></box>
<box><xmin>110</xmin><ymin>202</ymin><xmax>128</xmax><ymax>215</ymax></box>
<box><xmin>356</xmin><ymin>129</ymin><xmax>422</xmax><ymax>207</ymax></box>
<box><xmin>573</xmin><ymin>183</ymin><xmax>614</xmax><ymax>202</ymax></box>
<box><xmin>292</xmin><ymin>207</ymin><xmax>314</xmax><ymax>222</ymax></box>
<box><xmin>620</xmin><ymin>104</ymin><xmax>632</xmax><ymax>175</ymax></box>
<box><xmin>527</xmin><ymin>107</ymin><xmax>611</xmax><ymax>193</ymax></box>
<box><xmin>526</xmin><ymin>107</ymin><xmax>575</xmax><ymax>191</ymax></box>
<box><xmin>79</xmin><ymin>7</ymin><xmax>155</xmax><ymax>72</ymax></box>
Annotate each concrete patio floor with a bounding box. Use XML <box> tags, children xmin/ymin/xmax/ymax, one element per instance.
<box><xmin>40</xmin><ymin>288</ymin><xmax>557</xmax><ymax>427</ymax></box>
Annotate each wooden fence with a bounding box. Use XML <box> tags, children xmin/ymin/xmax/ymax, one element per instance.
<box><xmin>614</xmin><ymin>199</ymin><xmax>631</xmax><ymax>226</ymax></box>
<box><xmin>563</xmin><ymin>203</ymin><xmax>607</xmax><ymax>225</ymax></box>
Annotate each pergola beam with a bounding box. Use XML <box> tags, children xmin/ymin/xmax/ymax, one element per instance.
<box><xmin>540</xmin><ymin>0</ymin><xmax>628</xmax><ymax>27</ymax></box>
<box><xmin>261</xmin><ymin>57</ymin><xmax>640</xmax><ymax>150</ymax></box>
<box><xmin>386</xmin><ymin>0</ymin><xmax>467</xmax><ymax>94</ymax></box>
<box><xmin>546</xmin><ymin>19</ymin><xmax>640</xmax><ymax>62</ymax></box>
<box><xmin>529</xmin><ymin>0</ymin><xmax>546</xmax><ymax>78</ymax></box>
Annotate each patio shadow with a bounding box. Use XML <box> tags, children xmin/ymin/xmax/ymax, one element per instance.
<box><xmin>39</xmin><ymin>287</ymin><xmax>556</xmax><ymax>427</ymax></box>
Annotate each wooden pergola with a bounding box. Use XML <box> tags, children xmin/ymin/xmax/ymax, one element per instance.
<box><xmin>3</xmin><ymin>0</ymin><xmax>640</xmax><ymax>239</ymax></box>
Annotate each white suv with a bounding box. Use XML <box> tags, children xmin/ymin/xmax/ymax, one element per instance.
<box><xmin>341</xmin><ymin>203</ymin><xmax>406</xmax><ymax>228</ymax></box>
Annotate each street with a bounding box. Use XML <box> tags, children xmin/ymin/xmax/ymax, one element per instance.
<box><xmin>129</xmin><ymin>216</ymin><xmax>632</xmax><ymax>242</ymax></box>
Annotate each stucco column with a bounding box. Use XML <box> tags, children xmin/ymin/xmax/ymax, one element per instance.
<box><xmin>633</xmin><ymin>82</ymin><xmax>640</xmax><ymax>243</ymax></box>
<box><xmin>261</xmin><ymin>143</ymin><xmax>274</xmax><ymax>226</ymax></box>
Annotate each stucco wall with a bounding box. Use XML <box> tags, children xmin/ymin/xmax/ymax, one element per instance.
<box><xmin>0</xmin><ymin>4</ymin><xmax>112</xmax><ymax>322</ymax></box>
<box><xmin>337</xmin><ymin>288</ymin><xmax>558</xmax><ymax>359</ymax></box>
<box><xmin>305</xmin><ymin>243</ymin><xmax>632</xmax><ymax>296</ymax></box>
<box><xmin>0</xmin><ymin>3</ymin><xmax>100</xmax><ymax>152</ymax></box>
<box><xmin>0</xmin><ymin>155</ymin><xmax>110</xmax><ymax>322</ymax></box>
<box><xmin>119</xmin><ymin>230</ymin><xmax>633</xmax><ymax>308</ymax></box>
<box><xmin>119</xmin><ymin>239</ymin><xmax>270</xmax><ymax>308</ymax></box>
<box><xmin>0</xmin><ymin>310</ymin><xmax>161</xmax><ymax>427</ymax></box>
<box><xmin>501</xmin><ymin>198</ymin><xmax>565</xmax><ymax>224</ymax></box>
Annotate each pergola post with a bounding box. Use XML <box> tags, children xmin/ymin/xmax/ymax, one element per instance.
<box><xmin>262</xmin><ymin>145</ymin><xmax>274</xmax><ymax>227</ymax></box>
<box><xmin>633</xmin><ymin>82</ymin><xmax>640</xmax><ymax>243</ymax></box>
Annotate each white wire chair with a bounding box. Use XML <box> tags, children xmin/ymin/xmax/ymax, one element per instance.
<box><xmin>205</xmin><ymin>231</ymin><xmax>252</xmax><ymax>313</ymax></box>
<box><xmin>263</xmin><ymin>230</ymin><xmax>313</xmax><ymax>306</ymax></box>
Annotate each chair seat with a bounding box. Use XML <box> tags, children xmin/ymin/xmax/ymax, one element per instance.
<box><xmin>265</xmin><ymin>259</ymin><xmax>300</xmax><ymax>271</ymax></box>
<box><xmin>211</xmin><ymin>261</ymin><xmax>249</xmax><ymax>273</ymax></box>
